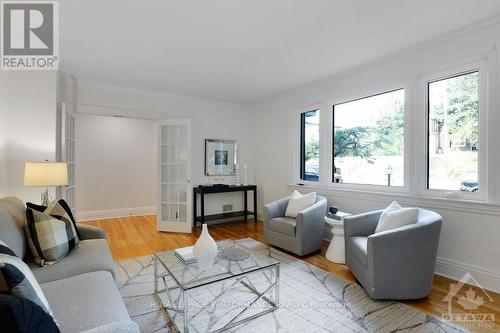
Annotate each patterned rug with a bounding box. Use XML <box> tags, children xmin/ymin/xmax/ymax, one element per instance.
<box><xmin>115</xmin><ymin>238</ymin><xmax>466</xmax><ymax>333</ymax></box>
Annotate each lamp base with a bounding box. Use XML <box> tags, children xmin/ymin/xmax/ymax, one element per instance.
<box><xmin>41</xmin><ymin>188</ymin><xmax>51</xmax><ymax>206</ymax></box>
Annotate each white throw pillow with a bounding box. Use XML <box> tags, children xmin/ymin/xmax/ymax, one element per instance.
<box><xmin>384</xmin><ymin>200</ymin><xmax>402</xmax><ymax>212</ymax></box>
<box><xmin>285</xmin><ymin>191</ymin><xmax>316</xmax><ymax>218</ymax></box>
<box><xmin>374</xmin><ymin>201</ymin><xmax>401</xmax><ymax>233</ymax></box>
<box><xmin>375</xmin><ymin>206</ymin><xmax>418</xmax><ymax>233</ymax></box>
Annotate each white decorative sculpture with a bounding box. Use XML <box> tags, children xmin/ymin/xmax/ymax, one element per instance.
<box><xmin>243</xmin><ymin>163</ymin><xmax>248</xmax><ymax>186</ymax></box>
<box><xmin>193</xmin><ymin>224</ymin><xmax>217</xmax><ymax>271</ymax></box>
<box><xmin>235</xmin><ymin>164</ymin><xmax>241</xmax><ymax>186</ymax></box>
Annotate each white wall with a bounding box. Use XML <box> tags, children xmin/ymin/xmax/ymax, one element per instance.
<box><xmin>75</xmin><ymin>114</ymin><xmax>156</xmax><ymax>219</ymax></box>
<box><xmin>61</xmin><ymin>79</ymin><xmax>256</xmax><ymax>219</ymax></box>
<box><xmin>0</xmin><ymin>71</ymin><xmax>58</xmax><ymax>202</ymax></box>
<box><xmin>253</xmin><ymin>22</ymin><xmax>500</xmax><ymax>292</ymax></box>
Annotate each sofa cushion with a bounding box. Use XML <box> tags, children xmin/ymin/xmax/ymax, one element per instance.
<box><xmin>41</xmin><ymin>271</ymin><xmax>130</xmax><ymax>333</ymax></box>
<box><xmin>0</xmin><ymin>197</ymin><xmax>28</xmax><ymax>259</ymax></box>
<box><xmin>268</xmin><ymin>217</ymin><xmax>296</xmax><ymax>237</ymax></box>
<box><xmin>25</xmin><ymin>208</ymin><xmax>80</xmax><ymax>266</ymax></box>
<box><xmin>349</xmin><ymin>236</ymin><xmax>368</xmax><ymax>267</ymax></box>
<box><xmin>29</xmin><ymin>239</ymin><xmax>115</xmax><ymax>284</ymax></box>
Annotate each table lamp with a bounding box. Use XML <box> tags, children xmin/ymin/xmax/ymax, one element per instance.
<box><xmin>24</xmin><ymin>162</ymin><xmax>68</xmax><ymax>206</ymax></box>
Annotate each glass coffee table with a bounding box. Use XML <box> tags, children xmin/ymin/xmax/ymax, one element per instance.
<box><xmin>154</xmin><ymin>241</ymin><xmax>280</xmax><ymax>333</ymax></box>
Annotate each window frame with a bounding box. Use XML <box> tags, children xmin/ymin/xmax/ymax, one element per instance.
<box><xmin>420</xmin><ymin>62</ymin><xmax>488</xmax><ymax>201</ymax></box>
<box><xmin>300</xmin><ymin>109</ymin><xmax>320</xmax><ymax>182</ymax></box>
<box><xmin>294</xmin><ymin>105</ymin><xmax>321</xmax><ymax>185</ymax></box>
<box><xmin>329</xmin><ymin>86</ymin><xmax>410</xmax><ymax>193</ymax></box>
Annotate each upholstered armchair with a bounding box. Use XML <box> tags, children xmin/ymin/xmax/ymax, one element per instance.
<box><xmin>263</xmin><ymin>195</ymin><xmax>327</xmax><ymax>256</ymax></box>
<box><xmin>344</xmin><ymin>208</ymin><xmax>442</xmax><ymax>300</ymax></box>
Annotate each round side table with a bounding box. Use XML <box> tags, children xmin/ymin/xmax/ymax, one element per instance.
<box><xmin>325</xmin><ymin>212</ymin><xmax>351</xmax><ymax>264</ymax></box>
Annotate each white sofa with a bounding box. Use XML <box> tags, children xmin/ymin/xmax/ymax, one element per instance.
<box><xmin>0</xmin><ymin>196</ymin><xmax>139</xmax><ymax>333</ymax></box>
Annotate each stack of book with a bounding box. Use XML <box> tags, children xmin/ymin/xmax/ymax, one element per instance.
<box><xmin>173</xmin><ymin>246</ymin><xmax>197</xmax><ymax>264</ymax></box>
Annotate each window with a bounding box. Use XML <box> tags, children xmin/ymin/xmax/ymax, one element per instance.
<box><xmin>333</xmin><ymin>89</ymin><xmax>405</xmax><ymax>186</ymax></box>
<box><xmin>300</xmin><ymin>110</ymin><xmax>320</xmax><ymax>181</ymax></box>
<box><xmin>427</xmin><ymin>71</ymin><xmax>479</xmax><ymax>192</ymax></box>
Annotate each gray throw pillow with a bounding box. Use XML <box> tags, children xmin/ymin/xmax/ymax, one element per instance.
<box><xmin>0</xmin><ymin>241</ymin><xmax>55</xmax><ymax>318</ymax></box>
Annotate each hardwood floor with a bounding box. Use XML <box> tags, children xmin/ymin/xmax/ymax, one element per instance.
<box><xmin>82</xmin><ymin>216</ymin><xmax>500</xmax><ymax>333</ymax></box>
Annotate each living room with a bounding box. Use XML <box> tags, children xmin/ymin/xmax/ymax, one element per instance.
<box><xmin>1</xmin><ymin>1</ymin><xmax>500</xmax><ymax>333</ymax></box>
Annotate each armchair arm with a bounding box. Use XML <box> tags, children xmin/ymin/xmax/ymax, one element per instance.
<box><xmin>263</xmin><ymin>197</ymin><xmax>289</xmax><ymax>221</ymax></box>
<box><xmin>343</xmin><ymin>210</ymin><xmax>382</xmax><ymax>238</ymax></box>
<box><xmin>263</xmin><ymin>196</ymin><xmax>289</xmax><ymax>243</ymax></box>
<box><xmin>296</xmin><ymin>196</ymin><xmax>327</xmax><ymax>242</ymax></box>
<box><xmin>76</xmin><ymin>224</ymin><xmax>108</xmax><ymax>240</ymax></box>
<box><xmin>296</xmin><ymin>197</ymin><xmax>327</xmax><ymax>225</ymax></box>
<box><xmin>367</xmin><ymin>219</ymin><xmax>442</xmax><ymax>298</ymax></box>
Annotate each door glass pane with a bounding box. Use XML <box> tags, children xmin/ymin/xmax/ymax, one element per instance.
<box><xmin>161</xmin><ymin>166</ymin><xmax>168</xmax><ymax>182</ymax></box>
<box><xmin>179</xmin><ymin>144</ymin><xmax>188</xmax><ymax>162</ymax></box>
<box><xmin>169</xmin><ymin>145</ymin><xmax>178</xmax><ymax>163</ymax></box>
<box><xmin>162</xmin><ymin>126</ymin><xmax>169</xmax><ymax>144</ymax></box>
<box><xmin>162</xmin><ymin>204</ymin><xmax>170</xmax><ymax>221</ymax></box>
<box><xmin>178</xmin><ymin>165</ymin><xmax>187</xmax><ymax>182</ymax></box>
<box><xmin>162</xmin><ymin>184</ymin><xmax>169</xmax><ymax>203</ymax></box>
<box><xmin>179</xmin><ymin>204</ymin><xmax>187</xmax><ymax>222</ymax></box>
<box><xmin>170</xmin><ymin>204</ymin><xmax>178</xmax><ymax>220</ymax></box>
<box><xmin>171</xmin><ymin>165</ymin><xmax>179</xmax><ymax>183</ymax></box>
<box><xmin>179</xmin><ymin>185</ymin><xmax>187</xmax><ymax>203</ymax></box>
<box><xmin>428</xmin><ymin>71</ymin><xmax>479</xmax><ymax>191</ymax></box>
<box><xmin>170</xmin><ymin>125</ymin><xmax>178</xmax><ymax>144</ymax></box>
<box><xmin>169</xmin><ymin>184</ymin><xmax>178</xmax><ymax>202</ymax></box>
<box><xmin>179</xmin><ymin>125</ymin><xmax>187</xmax><ymax>144</ymax></box>
<box><xmin>162</xmin><ymin>146</ymin><xmax>169</xmax><ymax>163</ymax></box>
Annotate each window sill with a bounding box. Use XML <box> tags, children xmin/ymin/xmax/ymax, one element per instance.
<box><xmin>287</xmin><ymin>183</ymin><xmax>500</xmax><ymax>216</ymax></box>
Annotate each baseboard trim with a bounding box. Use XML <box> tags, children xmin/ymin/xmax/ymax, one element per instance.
<box><xmin>76</xmin><ymin>206</ymin><xmax>156</xmax><ymax>221</ymax></box>
<box><xmin>435</xmin><ymin>257</ymin><xmax>500</xmax><ymax>293</ymax></box>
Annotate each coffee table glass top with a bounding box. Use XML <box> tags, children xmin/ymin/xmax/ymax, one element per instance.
<box><xmin>155</xmin><ymin>240</ymin><xmax>279</xmax><ymax>290</ymax></box>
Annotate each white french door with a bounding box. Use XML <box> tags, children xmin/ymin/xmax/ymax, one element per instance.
<box><xmin>61</xmin><ymin>103</ymin><xmax>76</xmax><ymax>212</ymax></box>
<box><xmin>157</xmin><ymin>119</ymin><xmax>192</xmax><ymax>233</ymax></box>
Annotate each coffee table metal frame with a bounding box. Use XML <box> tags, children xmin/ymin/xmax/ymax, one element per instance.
<box><xmin>153</xmin><ymin>249</ymin><xmax>280</xmax><ymax>333</ymax></box>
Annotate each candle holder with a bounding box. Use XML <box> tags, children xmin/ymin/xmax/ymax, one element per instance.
<box><xmin>243</xmin><ymin>163</ymin><xmax>248</xmax><ymax>186</ymax></box>
<box><xmin>235</xmin><ymin>164</ymin><xmax>241</xmax><ymax>186</ymax></box>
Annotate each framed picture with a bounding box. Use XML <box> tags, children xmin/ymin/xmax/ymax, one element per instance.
<box><xmin>205</xmin><ymin>139</ymin><xmax>238</xmax><ymax>176</ymax></box>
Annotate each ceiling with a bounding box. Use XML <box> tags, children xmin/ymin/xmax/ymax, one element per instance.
<box><xmin>60</xmin><ymin>0</ymin><xmax>500</xmax><ymax>104</ymax></box>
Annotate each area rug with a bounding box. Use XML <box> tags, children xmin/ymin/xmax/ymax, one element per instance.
<box><xmin>115</xmin><ymin>238</ymin><xmax>466</xmax><ymax>333</ymax></box>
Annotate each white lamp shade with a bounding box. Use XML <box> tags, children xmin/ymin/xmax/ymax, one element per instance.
<box><xmin>24</xmin><ymin>162</ymin><xmax>68</xmax><ymax>187</ymax></box>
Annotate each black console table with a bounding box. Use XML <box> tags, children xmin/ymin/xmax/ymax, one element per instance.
<box><xmin>193</xmin><ymin>185</ymin><xmax>257</xmax><ymax>227</ymax></box>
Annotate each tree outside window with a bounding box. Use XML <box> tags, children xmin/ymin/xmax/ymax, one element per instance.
<box><xmin>333</xmin><ymin>89</ymin><xmax>405</xmax><ymax>186</ymax></box>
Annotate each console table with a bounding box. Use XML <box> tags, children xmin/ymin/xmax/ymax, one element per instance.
<box><xmin>193</xmin><ymin>185</ymin><xmax>257</xmax><ymax>227</ymax></box>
